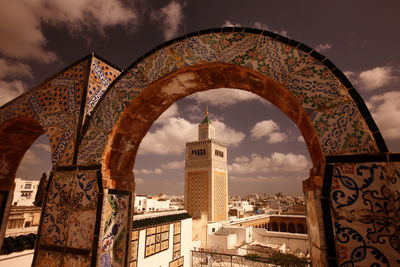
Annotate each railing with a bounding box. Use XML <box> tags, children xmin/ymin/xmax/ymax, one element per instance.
<box><xmin>192</xmin><ymin>251</ymin><xmax>311</xmax><ymax>267</ymax></box>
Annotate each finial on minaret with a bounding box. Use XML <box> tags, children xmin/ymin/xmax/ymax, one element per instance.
<box><xmin>206</xmin><ymin>106</ymin><xmax>209</xmax><ymax>117</ymax></box>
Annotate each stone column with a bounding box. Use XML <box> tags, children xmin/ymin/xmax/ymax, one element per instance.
<box><xmin>0</xmin><ymin>179</ymin><xmax>15</xmax><ymax>249</ymax></box>
<box><xmin>303</xmin><ymin>175</ymin><xmax>328</xmax><ymax>267</ymax></box>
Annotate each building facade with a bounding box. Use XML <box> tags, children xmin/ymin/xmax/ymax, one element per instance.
<box><xmin>12</xmin><ymin>178</ymin><xmax>40</xmax><ymax>206</ymax></box>
<box><xmin>129</xmin><ymin>211</ymin><xmax>192</xmax><ymax>267</ymax></box>
<box><xmin>184</xmin><ymin>109</ymin><xmax>228</xmax><ymax>222</ymax></box>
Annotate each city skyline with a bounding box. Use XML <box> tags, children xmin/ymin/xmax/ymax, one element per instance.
<box><xmin>2</xmin><ymin>1</ymin><xmax>399</xmax><ymax>195</ymax></box>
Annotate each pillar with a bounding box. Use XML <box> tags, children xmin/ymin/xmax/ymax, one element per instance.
<box><xmin>303</xmin><ymin>175</ymin><xmax>328</xmax><ymax>267</ymax></box>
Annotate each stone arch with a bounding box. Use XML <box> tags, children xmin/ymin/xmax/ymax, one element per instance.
<box><xmin>0</xmin><ymin>27</ymin><xmax>397</xmax><ymax>266</ymax></box>
<box><xmin>76</xmin><ymin>28</ymin><xmax>398</xmax><ymax>266</ymax></box>
<box><xmin>76</xmin><ymin>28</ymin><xmax>395</xmax><ymax>265</ymax></box>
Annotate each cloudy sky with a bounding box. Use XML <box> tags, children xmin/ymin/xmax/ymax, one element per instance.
<box><xmin>2</xmin><ymin>0</ymin><xmax>399</xmax><ymax>196</ymax></box>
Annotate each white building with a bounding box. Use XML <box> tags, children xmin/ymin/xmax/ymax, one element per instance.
<box><xmin>12</xmin><ymin>178</ymin><xmax>40</xmax><ymax>206</ymax></box>
<box><xmin>130</xmin><ymin>210</ymin><xmax>192</xmax><ymax>267</ymax></box>
<box><xmin>206</xmin><ymin>223</ymin><xmax>309</xmax><ymax>257</ymax></box>
<box><xmin>134</xmin><ymin>195</ymin><xmax>171</xmax><ymax>213</ymax></box>
<box><xmin>231</xmin><ymin>201</ymin><xmax>253</xmax><ymax>213</ymax></box>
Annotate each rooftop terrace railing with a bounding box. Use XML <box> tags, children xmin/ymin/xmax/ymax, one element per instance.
<box><xmin>192</xmin><ymin>251</ymin><xmax>311</xmax><ymax>267</ymax></box>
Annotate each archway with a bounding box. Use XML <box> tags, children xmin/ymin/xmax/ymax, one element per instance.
<box><xmin>80</xmin><ymin>28</ymin><xmax>397</xmax><ymax>266</ymax></box>
<box><xmin>0</xmin><ymin>27</ymin><xmax>397</xmax><ymax>266</ymax></box>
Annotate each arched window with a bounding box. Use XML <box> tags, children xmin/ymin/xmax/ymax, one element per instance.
<box><xmin>280</xmin><ymin>222</ymin><xmax>287</xmax><ymax>232</ymax></box>
<box><xmin>288</xmin><ymin>223</ymin><xmax>296</xmax><ymax>233</ymax></box>
<box><xmin>297</xmin><ymin>224</ymin><xmax>305</xmax><ymax>234</ymax></box>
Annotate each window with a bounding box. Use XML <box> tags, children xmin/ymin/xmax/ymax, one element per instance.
<box><xmin>173</xmin><ymin>222</ymin><xmax>181</xmax><ymax>260</ymax></box>
<box><xmin>215</xmin><ymin>150</ymin><xmax>224</xmax><ymax>157</ymax></box>
<box><xmin>145</xmin><ymin>224</ymin><xmax>169</xmax><ymax>257</ymax></box>
<box><xmin>169</xmin><ymin>257</ymin><xmax>184</xmax><ymax>267</ymax></box>
<box><xmin>130</xmin><ymin>230</ymin><xmax>139</xmax><ymax>267</ymax></box>
<box><xmin>25</xmin><ymin>184</ymin><xmax>31</xmax><ymax>189</ymax></box>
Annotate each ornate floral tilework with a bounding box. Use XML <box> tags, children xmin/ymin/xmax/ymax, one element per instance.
<box><xmin>78</xmin><ymin>31</ymin><xmax>379</xmax><ymax>165</ymax></box>
<box><xmin>63</xmin><ymin>254</ymin><xmax>91</xmax><ymax>266</ymax></box>
<box><xmin>331</xmin><ymin>162</ymin><xmax>400</xmax><ymax>266</ymax></box>
<box><xmin>100</xmin><ymin>191</ymin><xmax>129</xmax><ymax>267</ymax></box>
<box><xmin>35</xmin><ymin>250</ymin><xmax>62</xmax><ymax>267</ymax></box>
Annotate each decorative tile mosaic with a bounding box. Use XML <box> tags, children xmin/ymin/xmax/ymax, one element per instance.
<box><xmin>100</xmin><ymin>191</ymin><xmax>129</xmax><ymax>267</ymax></box>
<box><xmin>35</xmin><ymin>250</ymin><xmax>63</xmax><ymax>267</ymax></box>
<box><xmin>63</xmin><ymin>253</ymin><xmax>91</xmax><ymax>267</ymax></box>
<box><xmin>40</xmin><ymin>170</ymin><xmax>99</xmax><ymax>255</ymax></box>
<box><xmin>331</xmin><ymin>162</ymin><xmax>400</xmax><ymax>266</ymax></box>
<box><xmin>78</xmin><ymin>31</ymin><xmax>379</xmax><ymax>165</ymax></box>
<box><xmin>84</xmin><ymin>57</ymin><xmax>121</xmax><ymax>119</ymax></box>
<box><xmin>0</xmin><ymin>58</ymin><xmax>89</xmax><ymax>166</ymax></box>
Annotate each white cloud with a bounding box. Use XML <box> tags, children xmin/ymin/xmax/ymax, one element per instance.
<box><xmin>19</xmin><ymin>150</ymin><xmax>43</xmax><ymax>169</ymax></box>
<box><xmin>346</xmin><ymin>66</ymin><xmax>396</xmax><ymax>91</ymax></box>
<box><xmin>358</xmin><ymin>66</ymin><xmax>394</xmax><ymax>90</ymax></box>
<box><xmin>297</xmin><ymin>135</ymin><xmax>305</xmax><ymax>143</ymax></box>
<box><xmin>138</xmin><ymin>117</ymin><xmax>196</xmax><ymax>155</ymax></box>
<box><xmin>213</xmin><ymin>120</ymin><xmax>245</xmax><ymax>147</ymax></box>
<box><xmin>134</xmin><ymin>168</ymin><xmax>163</xmax><ymax>174</ymax></box>
<box><xmin>222</xmin><ymin>20</ymin><xmax>242</xmax><ymax>27</ymax></box>
<box><xmin>251</xmin><ymin>120</ymin><xmax>287</xmax><ymax>144</ymax></box>
<box><xmin>161</xmin><ymin>160</ymin><xmax>185</xmax><ymax>170</ymax></box>
<box><xmin>33</xmin><ymin>143</ymin><xmax>51</xmax><ymax>153</ymax></box>
<box><xmin>151</xmin><ymin>1</ymin><xmax>184</xmax><ymax>40</ymax></box>
<box><xmin>251</xmin><ymin>120</ymin><xmax>279</xmax><ymax>139</ymax></box>
<box><xmin>188</xmin><ymin>88</ymin><xmax>265</xmax><ymax>107</ymax></box>
<box><xmin>0</xmin><ymin>0</ymin><xmax>138</xmax><ymax>62</ymax></box>
<box><xmin>0</xmin><ymin>80</ymin><xmax>26</xmax><ymax>106</ymax></box>
<box><xmin>0</xmin><ymin>59</ymin><xmax>33</xmax><ymax>79</ymax></box>
<box><xmin>229</xmin><ymin>152</ymin><xmax>310</xmax><ymax>174</ymax></box>
<box><xmin>135</xmin><ymin>178</ymin><xmax>144</xmax><ymax>185</ymax></box>
<box><xmin>367</xmin><ymin>91</ymin><xmax>400</xmax><ymax>140</ymax></box>
<box><xmin>315</xmin><ymin>43</ymin><xmax>332</xmax><ymax>53</ymax></box>
<box><xmin>139</xmin><ymin>115</ymin><xmax>245</xmax><ymax>155</ymax></box>
<box><xmin>155</xmin><ymin>103</ymin><xmax>179</xmax><ymax>125</ymax></box>
<box><xmin>267</xmin><ymin>132</ymin><xmax>287</xmax><ymax>144</ymax></box>
<box><xmin>230</xmin><ymin>175</ymin><xmax>286</xmax><ymax>184</ymax></box>
<box><xmin>253</xmin><ymin>22</ymin><xmax>288</xmax><ymax>37</ymax></box>
<box><xmin>233</xmin><ymin>156</ymin><xmax>250</xmax><ymax>163</ymax></box>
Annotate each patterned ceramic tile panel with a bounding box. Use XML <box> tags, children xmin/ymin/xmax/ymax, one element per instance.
<box><xmin>331</xmin><ymin>162</ymin><xmax>400</xmax><ymax>266</ymax></box>
<box><xmin>0</xmin><ymin>58</ymin><xmax>90</xmax><ymax>167</ymax></box>
<box><xmin>100</xmin><ymin>191</ymin><xmax>129</xmax><ymax>267</ymax></box>
<box><xmin>35</xmin><ymin>250</ymin><xmax>63</xmax><ymax>267</ymax></box>
<box><xmin>41</xmin><ymin>172</ymin><xmax>74</xmax><ymax>246</ymax></box>
<box><xmin>78</xmin><ymin>32</ymin><xmax>379</xmax><ymax>165</ymax></box>
<box><xmin>84</xmin><ymin>57</ymin><xmax>121</xmax><ymax>119</ymax></box>
<box><xmin>0</xmin><ymin>95</ymin><xmax>33</xmax><ymax>123</ymax></box>
<box><xmin>41</xmin><ymin>170</ymin><xmax>99</xmax><ymax>250</ymax></box>
<box><xmin>63</xmin><ymin>254</ymin><xmax>91</xmax><ymax>266</ymax></box>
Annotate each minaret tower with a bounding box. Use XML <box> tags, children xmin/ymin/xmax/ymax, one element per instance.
<box><xmin>184</xmin><ymin>107</ymin><xmax>228</xmax><ymax>221</ymax></box>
